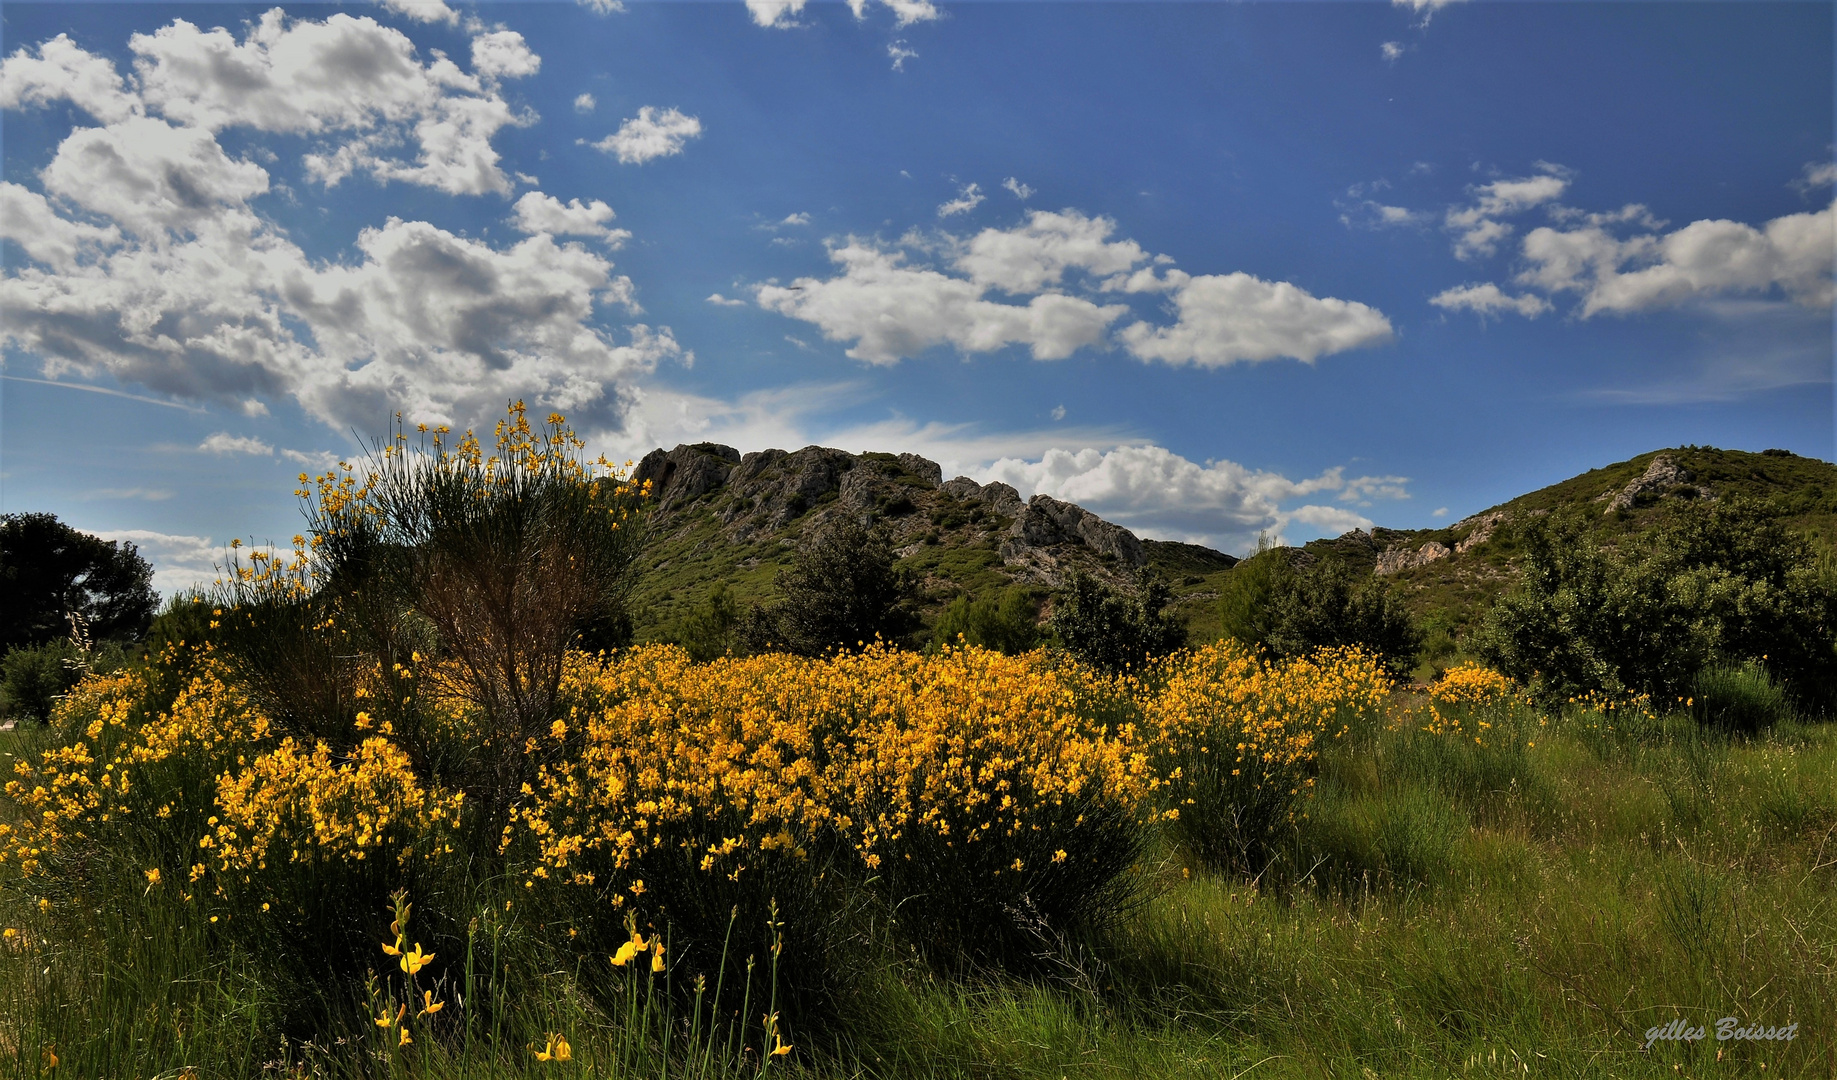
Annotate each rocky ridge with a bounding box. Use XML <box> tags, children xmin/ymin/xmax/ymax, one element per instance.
<box><xmin>634</xmin><ymin>442</ymin><xmax>1158</xmax><ymax>592</ymax></box>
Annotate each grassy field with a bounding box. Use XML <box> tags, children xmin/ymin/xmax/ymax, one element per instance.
<box><xmin>2</xmin><ymin>668</ymin><xmax>1830</xmax><ymax>1080</ymax></box>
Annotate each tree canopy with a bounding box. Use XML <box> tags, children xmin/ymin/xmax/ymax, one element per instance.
<box><xmin>0</xmin><ymin>513</ymin><xmax>158</xmax><ymax>653</ymax></box>
<box><xmin>1050</xmin><ymin>569</ymin><xmax>1186</xmax><ymax>673</ymax></box>
<box><xmin>742</xmin><ymin>517</ymin><xmax>919</xmax><ymax>656</ymax></box>
<box><xmin>1475</xmin><ymin>499</ymin><xmax>1837</xmax><ymax>707</ymax></box>
<box><xmin>1219</xmin><ymin>543</ymin><xmax>1422</xmax><ymax>678</ymax></box>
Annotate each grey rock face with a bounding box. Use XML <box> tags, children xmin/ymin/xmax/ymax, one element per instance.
<box><xmin>897</xmin><ymin>453</ymin><xmax>943</xmax><ymax>488</ymax></box>
<box><xmin>1606</xmin><ymin>455</ymin><xmax>1700</xmax><ymax>514</ymax></box>
<box><xmin>979</xmin><ymin>482</ymin><xmax>1025</xmax><ymax>519</ymax></box>
<box><xmin>1454</xmin><ymin>510</ymin><xmax>1509</xmax><ymax>554</ymax></box>
<box><xmin>941</xmin><ymin>476</ymin><xmax>983</xmax><ymax>500</ymax></box>
<box><xmin>634</xmin><ymin>442</ymin><xmax>1159</xmax><ymax>592</ymax></box>
<box><xmin>1004</xmin><ymin>495</ymin><xmax>1145</xmax><ymax>567</ymax></box>
<box><xmin>635</xmin><ymin>443</ymin><xmax>739</xmax><ymax>510</ymax></box>
<box><xmin>1375</xmin><ymin>540</ymin><xmax>1451</xmax><ymax>576</ymax></box>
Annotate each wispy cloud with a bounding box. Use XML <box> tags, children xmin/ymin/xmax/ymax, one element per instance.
<box><xmin>0</xmin><ymin>375</ymin><xmax>204</xmax><ymax>412</ymax></box>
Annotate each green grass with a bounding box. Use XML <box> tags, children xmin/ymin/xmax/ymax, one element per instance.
<box><xmin>4</xmin><ymin>700</ymin><xmax>1834</xmax><ymax>1078</ymax></box>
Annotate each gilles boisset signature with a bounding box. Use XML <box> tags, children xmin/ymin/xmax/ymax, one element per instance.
<box><xmin>1645</xmin><ymin>1018</ymin><xmax>1799</xmax><ymax>1049</ymax></box>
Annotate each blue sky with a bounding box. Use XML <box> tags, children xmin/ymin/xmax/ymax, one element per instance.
<box><xmin>2</xmin><ymin>0</ymin><xmax>1831</xmax><ymax>593</ymax></box>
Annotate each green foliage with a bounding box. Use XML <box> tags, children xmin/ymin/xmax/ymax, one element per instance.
<box><xmin>0</xmin><ymin>640</ymin><xmax>82</xmax><ymax>723</ymax></box>
<box><xmin>1692</xmin><ymin>662</ymin><xmax>1794</xmax><ymax>734</ymax></box>
<box><xmin>0</xmin><ymin>512</ymin><xmax>157</xmax><ymax>653</ymax></box>
<box><xmin>210</xmin><ymin>409</ymin><xmax>654</xmax><ymax>821</ymax></box>
<box><xmin>1217</xmin><ymin>534</ymin><xmax>1287</xmax><ymax>649</ymax></box>
<box><xmin>666</xmin><ymin>582</ymin><xmax>742</xmax><ymax>661</ymax></box>
<box><xmin>1264</xmin><ymin>557</ymin><xmax>1422</xmax><ymax>678</ymax></box>
<box><xmin>1218</xmin><ymin>538</ymin><xmax>1422</xmax><ymax>677</ymax></box>
<box><xmin>1048</xmin><ymin>569</ymin><xmax>1185</xmax><ymax>673</ymax></box>
<box><xmin>741</xmin><ymin>518</ymin><xmax>919</xmax><ymax>655</ymax></box>
<box><xmin>1476</xmin><ymin>499</ymin><xmax>1837</xmax><ymax>708</ymax></box>
<box><xmin>929</xmin><ymin>587</ymin><xmax>1041</xmax><ymax>654</ymax></box>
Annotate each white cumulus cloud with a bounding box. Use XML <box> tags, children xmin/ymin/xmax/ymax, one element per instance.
<box><xmin>0</xmin><ymin>182</ymin><xmax>123</xmax><ymax>270</ymax></box>
<box><xmin>1393</xmin><ymin>0</ymin><xmax>1467</xmax><ymax>24</ymax></box>
<box><xmin>510</xmin><ymin>192</ymin><xmax>631</xmax><ymax>246</ymax></box>
<box><xmin>1791</xmin><ymin>159</ymin><xmax>1837</xmax><ymax>195</ymax></box>
<box><xmin>589</xmin><ymin>106</ymin><xmax>702</xmax><ymax>165</ymax></box>
<box><xmin>199</xmin><ymin>432</ymin><xmax>275</xmax><ymax>456</ymax></box>
<box><xmin>1429</xmin><ymin>282</ymin><xmax>1552</xmax><ymax>319</ymax></box>
<box><xmin>1522</xmin><ymin>202</ymin><xmax>1836</xmax><ymax>315</ymax></box>
<box><xmin>1415</xmin><ymin>164</ymin><xmax>1835</xmax><ymax>321</ymax></box>
<box><xmin>0</xmin><ymin>34</ymin><xmax>141</xmax><ymax>123</ymax></box>
<box><xmin>378</xmin><ymin>0</ymin><xmax>459</xmax><ymax>25</ymax></box>
<box><xmin>573</xmin><ymin>92</ymin><xmax>596</xmax><ymax>113</ymax></box>
<box><xmin>123</xmin><ymin>10</ymin><xmax>538</xmax><ymax>196</ymax></box>
<box><xmin>0</xmin><ymin>13</ymin><xmax>683</xmax><ymax>439</ymax></box>
<box><xmin>753</xmin><ymin>208</ymin><xmax>1392</xmax><ymax>368</ymax></box>
<box><xmin>937</xmin><ymin>183</ymin><xmax>985</xmax><ymax>218</ymax></box>
<box><xmin>756</xmin><ymin>241</ymin><xmax>1127</xmax><ymax>365</ymax></box>
<box><xmin>470</xmin><ymin>30</ymin><xmax>541</xmax><ymax>81</ymax></box>
<box><xmin>1117</xmin><ymin>271</ymin><xmax>1394</xmax><ymax>366</ymax></box>
<box><xmin>747</xmin><ymin>0</ymin><xmax>809</xmax><ymax>28</ymax></box>
<box><xmin>1003</xmin><ymin>177</ymin><xmax>1035</xmax><ymax>200</ymax></box>
<box><xmin>983</xmin><ymin>444</ymin><xmax>1407</xmax><ymax>551</ymax></box>
<box><xmin>959</xmin><ymin>209</ymin><xmax>1148</xmax><ymax>293</ymax></box>
<box><xmin>1445</xmin><ymin>165</ymin><xmax>1571</xmax><ymax>260</ymax></box>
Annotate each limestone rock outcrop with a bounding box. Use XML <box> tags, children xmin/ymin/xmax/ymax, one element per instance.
<box><xmin>1453</xmin><ymin>510</ymin><xmax>1508</xmax><ymax>554</ymax></box>
<box><xmin>632</xmin><ymin>442</ymin><xmax>1153</xmax><ymax>592</ymax></box>
<box><xmin>1604</xmin><ymin>455</ymin><xmax>1707</xmax><ymax>514</ymax></box>
<box><xmin>1000</xmin><ymin>495</ymin><xmax>1146</xmax><ymax>568</ymax></box>
<box><xmin>1375</xmin><ymin>540</ymin><xmax>1451</xmax><ymax>576</ymax></box>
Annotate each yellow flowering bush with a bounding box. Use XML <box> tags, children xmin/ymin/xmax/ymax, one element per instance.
<box><xmin>511</xmin><ymin>644</ymin><xmax>852</xmax><ymax>1015</ymax></box>
<box><xmin>824</xmin><ymin>644</ymin><xmax>1159</xmax><ymax>964</ymax></box>
<box><xmin>1146</xmin><ymin>642</ymin><xmax>1390</xmax><ymax>874</ymax></box>
<box><xmin>509</xmin><ymin>643</ymin><xmax>1164</xmax><ymax>975</ymax></box>
<box><xmin>211</xmin><ymin>736</ymin><xmax>464</xmax><ymax>872</ymax></box>
<box><xmin>2</xmin><ymin>662</ymin><xmax>272</xmax><ymax>880</ymax></box>
<box><xmin>1428</xmin><ymin>663</ymin><xmax>1516</xmax><ymax>708</ymax></box>
<box><xmin>1413</xmin><ymin>663</ymin><xmax>1525</xmax><ymax>744</ymax></box>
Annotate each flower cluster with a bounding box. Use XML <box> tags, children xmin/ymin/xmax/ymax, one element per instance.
<box><xmin>211</xmin><ymin>736</ymin><xmax>464</xmax><ymax>871</ymax></box>
<box><xmin>1416</xmin><ymin>664</ymin><xmax>1524</xmax><ymax>744</ymax></box>
<box><xmin>1145</xmin><ymin>641</ymin><xmax>1392</xmax><ymax>873</ymax></box>
<box><xmin>513</xmin><ymin>646</ymin><xmax>844</xmax><ymax>890</ymax></box>
<box><xmin>1429</xmin><ymin>663</ymin><xmax>1517</xmax><ymax>708</ymax></box>
<box><xmin>510</xmin><ymin>644</ymin><xmax>1162</xmax><ymax>892</ymax></box>
<box><xmin>1</xmin><ymin>663</ymin><xmax>269</xmax><ymax>878</ymax></box>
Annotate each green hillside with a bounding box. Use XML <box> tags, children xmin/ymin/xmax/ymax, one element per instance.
<box><xmin>1344</xmin><ymin>446</ymin><xmax>1837</xmax><ymax>642</ymax></box>
<box><xmin>624</xmin><ymin>442</ymin><xmax>1837</xmax><ymax>653</ymax></box>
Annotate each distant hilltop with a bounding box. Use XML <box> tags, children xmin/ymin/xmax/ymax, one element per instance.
<box><xmin>624</xmin><ymin>443</ymin><xmax>1836</xmax><ymax>646</ymax></box>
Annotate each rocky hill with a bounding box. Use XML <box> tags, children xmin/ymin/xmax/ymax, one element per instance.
<box><xmin>1295</xmin><ymin>446</ymin><xmax>1837</xmax><ymax>645</ymax></box>
<box><xmin>625</xmin><ymin>442</ymin><xmax>1235</xmax><ymax>643</ymax></box>
<box><xmin>624</xmin><ymin>441</ymin><xmax>1837</xmax><ymax>651</ymax></box>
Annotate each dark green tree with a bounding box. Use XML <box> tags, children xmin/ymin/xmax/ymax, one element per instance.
<box><xmin>0</xmin><ymin>640</ymin><xmax>82</xmax><ymax>723</ymax></box>
<box><xmin>931</xmin><ymin>587</ymin><xmax>1042</xmax><ymax>654</ymax></box>
<box><xmin>742</xmin><ymin>517</ymin><xmax>919</xmax><ymax>656</ymax></box>
<box><xmin>1263</xmin><ymin>556</ymin><xmax>1423</xmax><ymax>678</ymax></box>
<box><xmin>1049</xmin><ymin>569</ymin><xmax>1186</xmax><ymax>673</ymax></box>
<box><xmin>1475</xmin><ymin>499</ymin><xmax>1837</xmax><ymax>708</ymax></box>
<box><xmin>667</xmin><ymin>583</ymin><xmax>741</xmax><ymax>661</ymax></box>
<box><xmin>0</xmin><ymin>512</ymin><xmax>158</xmax><ymax>653</ymax></box>
<box><xmin>1219</xmin><ymin>539</ymin><xmax>1421</xmax><ymax>677</ymax></box>
<box><xmin>1217</xmin><ymin>534</ymin><xmax>1289</xmax><ymax>650</ymax></box>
